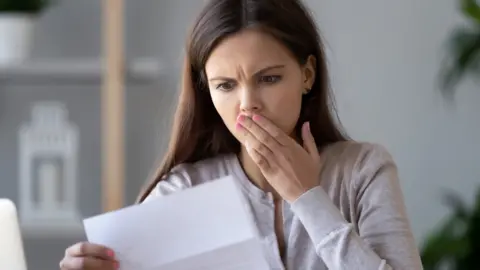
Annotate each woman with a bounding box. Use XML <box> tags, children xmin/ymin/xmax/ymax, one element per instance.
<box><xmin>60</xmin><ymin>0</ymin><xmax>423</xmax><ymax>269</ymax></box>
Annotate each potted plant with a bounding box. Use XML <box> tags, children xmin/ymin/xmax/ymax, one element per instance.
<box><xmin>0</xmin><ymin>0</ymin><xmax>56</xmax><ymax>65</ymax></box>
<box><xmin>439</xmin><ymin>0</ymin><xmax>480</xmax><ymax>98</ymax></box>
<box><xmin>420</xmin><ymin>188</ymin><xmax>480</xmax><ymax>269</ymax></box>
<box><xmin>422</xmin><ymin>1</ymin><xmax>480</xmax><ymax>268</ymax></box>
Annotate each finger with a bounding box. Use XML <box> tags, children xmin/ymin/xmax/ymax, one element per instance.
<box><xmin>245</xmin><ymin>141</ymin><xmax>272</xmax><ymax>172</ymax></box>
<box><xmin>251</xmin><ymin>114</ymin><xmax>291</xmax><ymax>146</ymax></box>
<box><xmin>302</xmin><ymin>122</ymin><xmax>320</xmax><ymax>160</ymax></box>
<box><xmin>236</xmin><ymin>117</ymin><xmax>276</xmax><ymax>162</ymax></box>
<box><xmin>237</xmin><ymin>115</ymin><xmax>281</xmax><ymax>153</ymax></box>
<box><xmin>242</xmin><ymin>131</ymin><xmax>276</xmax><ymax>163</ymax></box>
<box><xmin>66</xmin><ymin>242</ymin><xmax>115</xmax><ymax>261</ymax></box>
<box><xmin>60</xmin><ymin>256</ymin><xmax>118</xmax><ymax>270</ymax></box>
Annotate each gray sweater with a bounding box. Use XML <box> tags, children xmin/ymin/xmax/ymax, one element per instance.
<box><xmin>145</xmin><ymin>141</ymin><xmax>423</xmax><ymax>269</ymax></box>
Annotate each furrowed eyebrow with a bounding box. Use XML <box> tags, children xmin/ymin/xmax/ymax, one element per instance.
<box><xmin>209</xmin><ymin>64</ymin><xmax>285</xmax><ymax>82</ymax></box>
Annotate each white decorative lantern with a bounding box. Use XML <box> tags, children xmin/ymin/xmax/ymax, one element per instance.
<box><xmin>18</xmin><ymin>101</ymin><xmax>82</xmax><ymax>235</ymax></box>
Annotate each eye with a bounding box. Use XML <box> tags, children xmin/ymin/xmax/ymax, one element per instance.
<box><xmin>259</xmin><ymin>75</ymin><xmax>282</xmax><ymax>84</ymax></box>
<box><xmin>216</xmin><ymin>81</ymin><xmax>236</xmax><ymax>92</ymax></box>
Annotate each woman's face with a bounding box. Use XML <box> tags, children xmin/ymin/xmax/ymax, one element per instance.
<box><xmin>205</xmin><ymin>29</ymin><xmax>316</xmax><ymax>145</ymax></box>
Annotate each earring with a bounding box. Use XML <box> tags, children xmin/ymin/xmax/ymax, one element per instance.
<box><xmin>303</xmin><ymin>88</ymin><xmax>311</xmax><ymax>95</ymax></box>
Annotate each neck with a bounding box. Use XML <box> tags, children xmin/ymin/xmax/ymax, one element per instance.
<box><xmin>238</xmin><ymin>147</ymin><xmax>282</xmax><ymax>199</ymax></box>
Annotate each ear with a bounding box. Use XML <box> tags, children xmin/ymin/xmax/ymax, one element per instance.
<box><xmin>301</xmin><ymin>55</ymin><xmax>317</xmax><ymax>90</ymax></box>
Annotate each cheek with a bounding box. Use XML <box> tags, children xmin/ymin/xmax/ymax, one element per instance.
<box><xmin>209</xmin><ymin>92</ymin><xmax>240</xmax><ymax>134</ymax></box>
<box><xmin>275</xmin><ymin>93</ymin><xmax>302</xmax><ymax>134</ymax></box>
<box><xmin>265</xmin><ymin>84</ymin><xmax>303</xmax><ymax>135</ymax></box>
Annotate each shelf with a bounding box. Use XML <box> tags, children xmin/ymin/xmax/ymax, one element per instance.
<box><xmin>0</xmin><ymin>58</ymin><xmax>166</xmax><ymax>84</ymax></box>
<box><xmin>21</xmin><ymin>220</ymin><xmax>85</xmax><ymax>239</ymax></box>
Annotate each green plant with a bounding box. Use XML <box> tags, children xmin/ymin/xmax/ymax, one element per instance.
<box><xmin>420</xmin><ymin>188</ymin><xmax>480</xmax><ymax>269</ymax></box>
<box><xmin>0</xmin><ymin>0</ymin><xmax>56</xmax><ymax>14</ymax></box>
<box><xmin>422</xmin><ymin>2</ymin><xmax>480</xmax><ymax>268</ymax></box>
<box><xmin>440</xmin><ymin>0</ymin><xmax>480</xmax><ymax>98</ymax></box>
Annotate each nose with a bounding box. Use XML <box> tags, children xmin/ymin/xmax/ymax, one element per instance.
<box><xmin>239</xmin><ymin>86</ymin><xmax>262</xmax><ymax>115</ymax></box>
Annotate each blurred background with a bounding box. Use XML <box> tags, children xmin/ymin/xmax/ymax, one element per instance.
<box><xmin>0</xmin><ymin>0</ymin><xmax>478</xmax><ymax>269</ymax></box>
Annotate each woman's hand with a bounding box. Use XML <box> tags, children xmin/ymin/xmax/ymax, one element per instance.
<box><xmin>236</xmin><ymin>114</ymin><xmax>322</xmax><ymax>202</ymax></box>
<box><xmin>59</xmin><ymin>242</ymin><xmax>118</xmax><ymax>270</ymax></box>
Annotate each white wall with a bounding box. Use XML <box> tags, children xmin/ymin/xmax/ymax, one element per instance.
<box><xmin>309</xmin><ymin>0</ymin><xmax>480</xmax><ymax>244</ymax></box>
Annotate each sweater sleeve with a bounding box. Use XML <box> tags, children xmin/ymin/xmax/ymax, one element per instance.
<box><xmin>289</xmin><ymin>144</ymin><xmax>423</xmax><ymax>270</ymax></box>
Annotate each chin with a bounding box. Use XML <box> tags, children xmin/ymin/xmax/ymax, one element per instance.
<box><xmin>278</xmin><ymin>121</ymin><xmax>297</xmax><ymax>135</ymax></box>
<box><xmin>227</xmin><ymin>128</ymin><xmax>244</xmax><ymax>145</ymax></box>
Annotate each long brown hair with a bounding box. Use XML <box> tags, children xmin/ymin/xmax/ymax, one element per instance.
<box><xmin>137</xmin><ymin>0</ymin><xmax>348</xmax><ymax>203</ymax></box>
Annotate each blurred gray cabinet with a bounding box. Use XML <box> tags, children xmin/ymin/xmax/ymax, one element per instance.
<box><xmin>0</xmin><ymin>58</ymin><xmax>165</xmax><ymax>270</ymax></box>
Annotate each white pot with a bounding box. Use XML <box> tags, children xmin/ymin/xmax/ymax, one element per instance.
<box><xmin>0</xmin><ymin>14</ymin><xmax>35</xmax><ymax>66</ymax></box>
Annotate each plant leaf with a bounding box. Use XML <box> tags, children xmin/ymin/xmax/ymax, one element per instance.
<box><xmin>457</xmin><ymin>188</ymin><xmax>480</xmax><ymax>268</ymax></box>
<box><xmin>421</xmin><ymin>216</ymin><xmax>470</xmax><ymax>269</ymax></box>
<box><xmin>439</xmin><ymin>26</ymin><xmax>480</xmax><ymax>96</ymax></box>
<box><xmin>442</xmin><ymin>190</ymin><xmax>470</xmax><ymax>220</ymax></box>
<box><xmin>460</xmin><ymin>0</ymin><xmax>480</xmax><ymax>24</ymax></box>
<box><xmin>421</xmin><ymin>191</ymin><xmax>476</xmax><ymax>269</ymax></box>
<box><xmin>0</xmin><ymin>0</ymin><xmax>56</xmax><ymax>13</ymax></box>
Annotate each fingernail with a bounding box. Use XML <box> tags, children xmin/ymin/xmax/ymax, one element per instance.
<box><xmin>107</xmin><ymin>249</ymin><xmax>115</xmax><ymax>258</ymax></box>
<box><xmin>306</xmin><ymin>122</ymin><xmax>310</xmax><ymax>132</ymax></box>
<box><xmin>114</xmin><ymin>261</ymin><xmax>119</xmax><ymax>269</ymax></box>
<box><xmin>237</xmin><ymin>114</ymin><xmax>246</xmax><ymax>122</ymax></box>
<box><xmin>235</xmin><ymin>122</ymin><xmax>243</xmax><ymax>130</ymax></box>
<box><xmin>252</xmin><ymin>114</ymin><xmax>261</xmax><ymax>122</ymax></box>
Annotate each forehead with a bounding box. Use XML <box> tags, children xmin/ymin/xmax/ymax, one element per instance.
<box><xmin>205</xmin><ymin>29</ymin><xmax>297</xmax><ymax>76</ymax></box>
